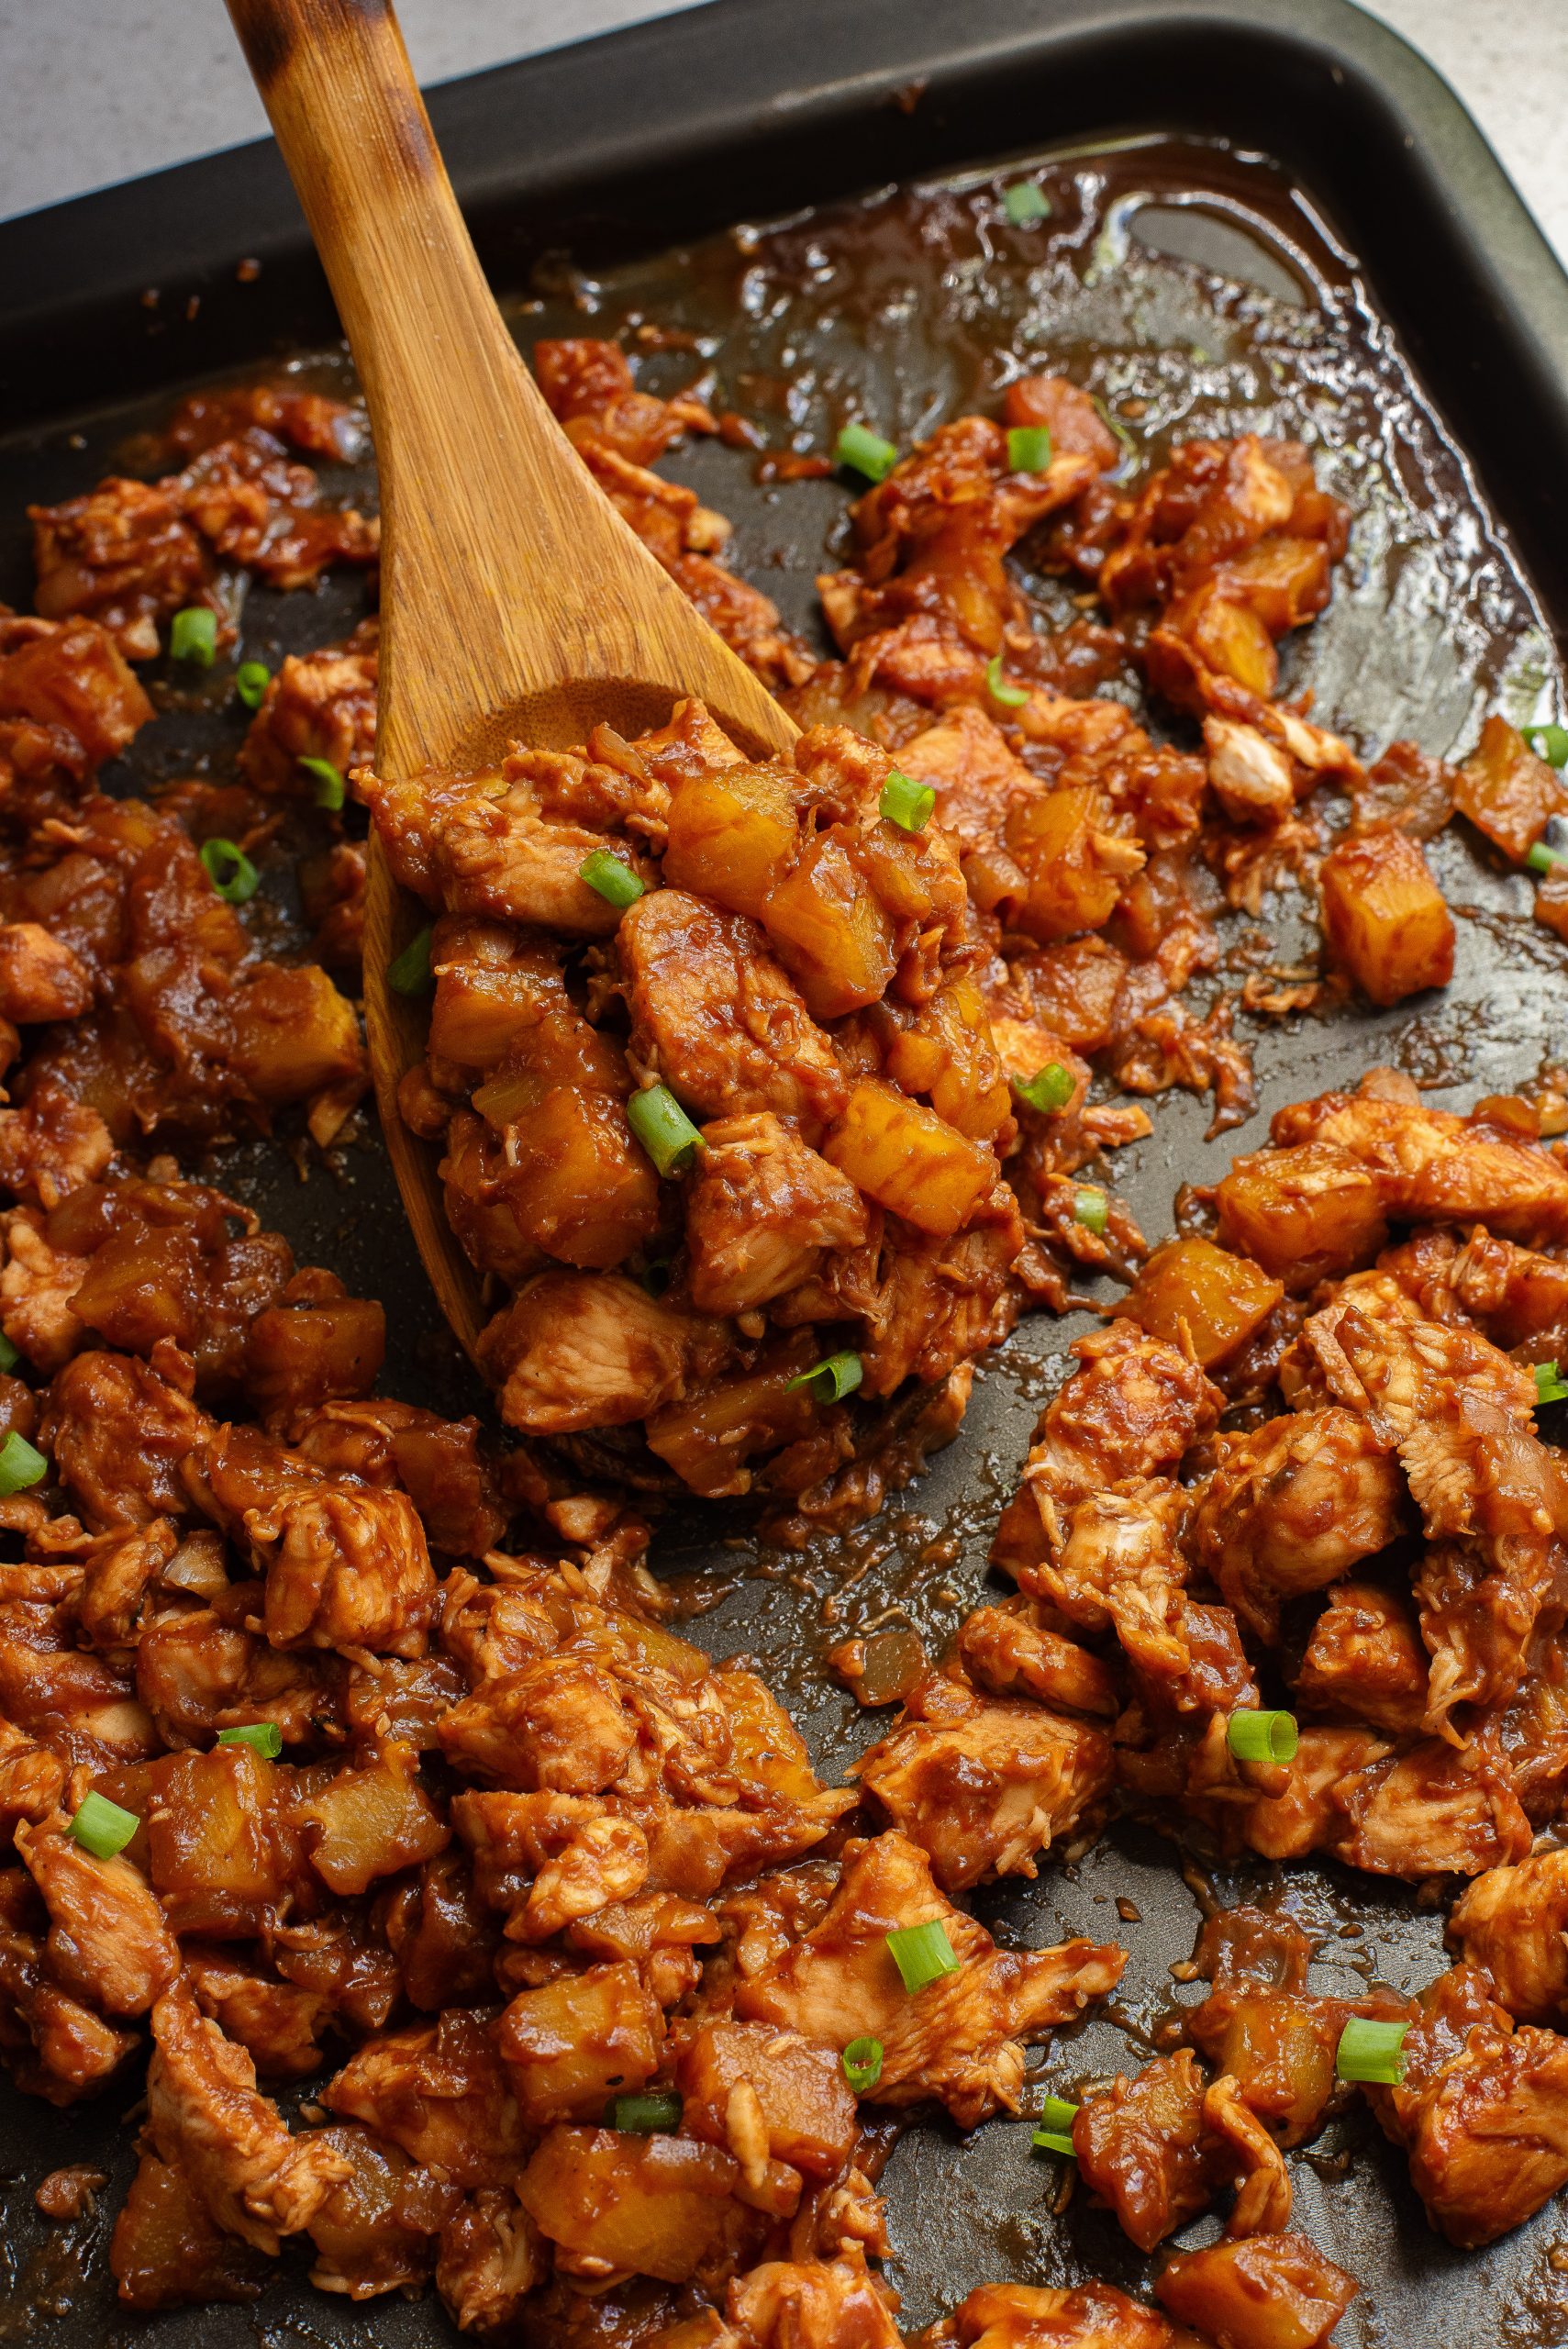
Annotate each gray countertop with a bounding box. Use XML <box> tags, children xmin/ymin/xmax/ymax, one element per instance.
<box><xmin>0</xmin><ymin>0</ymin><xmax>1565</xmax><ymax>264</ymax></box>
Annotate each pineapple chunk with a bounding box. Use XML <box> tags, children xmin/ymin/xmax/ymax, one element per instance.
<box><xmin>824</xmin><ymin>1079</ymin><xmax>995</xmax><ymax>1236</ymax></box>
<box><xmin>663</xmin><ymin>761</ymin><xmax>798</xmax><ymax>922</ymax></box>
<box><xmin>1215</xmin><ymin>1143</ymin><xmax>1387</xmax><ymax>1288</ymax></box>
<box><xmin>1119</xmin><ymin>1237</ymin><xmax>1283</xmax><ymax>1369</ymax></box>
<box><xmin>1454</xmin><ymin>714</ymin><xmax>1568</xmax><ymax>861</ymax></box>
<box><xmin>517</xmin><ymin>2127</ymin><xmax>740</xmax><ymax>2284</ymax></box>
<box><xmin>1319</xmin><ymin>827</ymin><xmax>1454</xmax><ymax>1006</ymax></box>
<box><xmin>763</xmin><ymin>832</ymin><xmax>896</xmax><ymax>1019</ymax></box>
<box><xmin>303</xmin><ymin>1742</ymin><xmax>450</xmax><ymax>1896</ymax></box>
<box><xmin>499</xmin><ymin>1961</ymin><xmax>664</xmax><ymax>2129</ymax></box>
<box><xmin>1004</xmin><ymin>788</ymin><xmax>1143</xmax><ymax>943</ymax></box>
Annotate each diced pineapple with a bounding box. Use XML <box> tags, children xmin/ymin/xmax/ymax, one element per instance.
<box><xmin>663</xmin><ymin>762</ymin><xmax>798</xmax><ymax>922</ymax></box>
<box><xmin>1454</xmin><ymin>714</ymin><xmax>1568</xmax><ymax>861</ymax></box>
<box><xmin>1215</xmin><ymin>1143</ymin><xmax>1387</xmax><ymax>1288</ymax></box>
<box><xmin>303</xmin><ymin>1743</ymin><xmax>450</xmax><ymax>1896</ymax></box>
<box><xmin>499</xmin><ymin>1961</ymin><xmax>665</xmax><ymax>2129</ymax></box>
<box><xmin>645</xmin><ymin>1360</ymin><xmax>817</xmax><ymax>1498</ymax></box>
<box><xmin>763</xmin><ymin>831</ymin><xmax>897</xmax><ymax>1019</ymax></box>
<box><xmin>228</xmin><ymin>964</ymin><xmax>364</xmax><ymax>1105</ymax></box>
<box><xmin>1155</xmin><ymin>2232</ymin><xmax>1359</xmax><ymax>2349</ymax></box>
<box><xmin>517</xmin><ymin>2127</ymin><xmax>741</xmax><ymax>2284</ymax></box>
<box><xmin>1119</xmin><ymin>1237</ymin><xmax>1284</xmax><ymax>1368</ymax></box>
<box><xmin>676</xmin><ymin>2021</ymin><xmax>857</xmax><ymax>2178</ymax></box>
<box><xmin>243</xmin><ymin>1288</ymin><xmax>385</xmax><ymax>1419</ymax></box>
<box><xmin>1318</xmin><ymin>828</ymin><xmax>1454</xmax><ymax>1006</ymax></box>
<box><xmin>1003</xmin><ymin>788</ymin><xmax>1143</xmax><ymax>943</ymax></box>
<box><xmin>429</xmin><ymin>955</ymin><xmax>555</xmax><ymax>1069</ymax></box>
<box><xmin>824</xmin><ymin>1078</ymin><xmax>995</xmax><ymax>1236</ymax></box>
<box><xmin>1223</xmin><ymin>535</ymin><xmax>1332</xmax><ymax>632</ymax></box>
<box><xmin>144</xmin><ymin>1747</ymin><xmax>283</xmax><ymax>1936</ymax></box>
<box><xmin>882</xmin><ymin>976</ymin><xmax>1012</xmax><ymax>1141</ymax></box>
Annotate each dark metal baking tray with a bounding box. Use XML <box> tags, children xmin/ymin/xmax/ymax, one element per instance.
<box><xmin>1</xmin><ymin>2</ymin><xmax>1567</xmax><ymax>2342</ymax></box>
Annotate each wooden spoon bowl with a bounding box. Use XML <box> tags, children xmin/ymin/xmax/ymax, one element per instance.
<box><xmin>227</xmin><ymin>0</ymin><xmax>798</xmax><ymax>1359</ymax></box>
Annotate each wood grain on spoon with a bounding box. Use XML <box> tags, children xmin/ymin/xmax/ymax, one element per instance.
<box><xmin>225</xmin><ymin>0</ymin><xmax>799</xmax><ymax>1359</ymax></box>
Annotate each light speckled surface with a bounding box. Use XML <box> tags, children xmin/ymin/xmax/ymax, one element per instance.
<box><xmin>0</xmin><ymin>0</ymin><xmax>1563</xmax><ymax>262</ymax></box>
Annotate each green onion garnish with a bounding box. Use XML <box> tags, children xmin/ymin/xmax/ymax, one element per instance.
<box><xmin>387</xmin><ymin>926</ymin><xmax>434</xmax><ymax>996</ymax></box>
<box><xmin>0</xmin><ymin>1432</ymin><xmax>47</xmax><ymax>1496</ymax></box>
<box><xmin>628</xmin><ymin>1083</ymin><xmax>704</xmax><ymax>1177</ymax></box>
<box><xmin>835</xmin><ymin>423</ymin><xmax>899</xmax><ymax>484</ymax></box>
<box><xmin>1072</xmin><ymin>1186</ymin><xmax>1108</xmax><ymax>1236</ymax></box>
<box><xmin>199</xmin><ymin>839</ymin><xmax>260</xmax><ymax>905</ymax></box>
<box><xmin>235</xmin><ymin>661</ymin><xmax>272</xmax><ymax>711</ymax></box>
<box><xmin>170</xmin><ymin>607</ymin><xmax>217</xmax><ymax>666</ymax></box>
<box><xmin>1015</xmin><ymin>1063</ymin><xmax>1074</xmax><ymax>1115</ymax></box>
<box><xmin>67</xmin><ymin>1791</ymin><xmax>139</xmax><ymax>1860</ymax></box>
<box><xmin>1335</xmin><ymin>2016</ymin><xmax>1408</xmax><ymax>2085</ymax></box>
<box><xmin>1524</xmin><ymin>724</ymin><xmax>1568</xmax><ymax>768</ymax></box>
<box><xmin>1529</xmin><ymin>841</ymin><xmax>1564</xmax><ymax>874</ymax></box>
<box><xmin>0</xmin><ymin>1332</ymin><xmax>20</xmax><ymax>1375</ymax></box>
<box><xmin>1004</xmin><ymin>182</ymin><xmax>1051</xmax><ymax>227</ymax></box>
<box><xmin>1536</xmin><ymin>1363</ymin><xmax>1568</xmax><ymax>1406</ymax></box>
<box><xmin>879</xmin><ymin>768</ymin><xmax>936</xmax><ymax>834</ymax></box>
<box><xmin>606</xmin><ymin>2090</ymin><xmax>683</xmax><ymax>2133</ymax></box>
<box><xmin>1226</xmin><ymin>1709</ymin><xmax>1300</xmax><ymax>1765</ymax></box>
<box><xmin>786</xmin><ymin>1351</ymin><xmax>863</xmax><ymax>1405</ymax></box>
<box><xmin>298</xmin><ymin>756</ymin><xmax>345</xmax><ymax>811</ymax></box>
<box><xmin>217</xmin><ymin>1722</ymin><xmax>284</xmax><ymax>1759</ymax></box>
<box><xmin>1033</xmin><ymin>2129</ymin><xmax>1077</xmax><ymax>2156</ymax></box>
<box><xmin>842</xmin><ymin>2037</ymin><xmax>883</xmax><ymax>2093</ymax></box>
<box><xmin>1006</xmin><ymin>425</ymin><xmax>1053</xmax><ymax>473</ymax></box>
<box><xmin>1032</xmin><ymin>2092</ymin><xmax>1080</xmax><ymax>2156</ymax></box>
<box><xmin>885</xmin><ymin>1920</ymin><xmax>961</xmax><ymax>1994</ymax></box>
<box><xmin>985</xmin><ymin>653</ymin><xmax>1029</xmax><ymax>708</ymax></box>
<box><xmin>580</xmin><ymin>848</ymin><xmax>646</xmax><ymax>908</ymax></box>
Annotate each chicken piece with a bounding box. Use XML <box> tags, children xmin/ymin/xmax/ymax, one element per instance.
<box><xmin>30</xmin><ymin>475</ymin><xmax>212</xmax><ymax>659</ymax></box>
<box><xmin>362</xmin><ymin>763</ymin><xmax>654</xmax><ymax>935</ymax></box>
<box><xmin>286</xmin><ymin>1397</ymin><xmax>506</xmax><ymax>1557</ymax></box>
<box><xmin>1448</xmin><ymin>1851</ymin><xmax>1568</xmax><ymax>2024</ymax></box>
<box><xmin>186</xmin><ymin>1421</ymin><xmax>438</xmax><ymax>1656</ymax></box>
<box><xmin>0</xmin><ymin>1603</ymin><xmax>156</xmax><ymax>1766</ymax></box>
<box><xmin>1244</xmin><ymin>1726</ymin><xmax>1528</xmax><ymax>1878</ymax></box>
<box><xmin>677</xmin><ymin>2021</ymin><xmax>858</xmax><ymax>2180</ymax></box>
<box><xmin>0</xmin><ymin>923</ymin><xmax>94</xmax><ymax>1023</ymax></box>
<box><xmin>436</xmin><ymin>2188</ymin><xmax>548</xmax><ymax>2336</ymax></box>
<box><xmin>238</xmin><ymin>630</ymin><xmax>377</xmax><ymax>796</ymax></box>
<box><xmin>322</xmin><ymin>2011</ymin><xmax>528</xmax><ymax>2190</ymax></box>
<box><xmin>146</xmin><ymin>1982</ymin><xmax>349</xmax><ymax>2253</ymax></box>
<box><xmin>1154</xmin><ymin>2233</ymin><xmax>1358</xmax><ymax>2349</ymax></box>
<box><xmin>1367</xmin><ymin>1963</ymin><xmax>1568</xmax><ymax>2246</ymax></box>
<box><xmin>857</xmin><ymin>1676</ymin><xmax>1111</xmax><ymax>1890</ymax></box>
<box><xmin>728</xmin><ymin>2250</ymin><xmax>905</xmax><ymax>2348</ymax></box>
<box><xmin>15</xmin><ymin>1816</ymin><xmax>178</xmax><ymax>2017</ymax></box>
<box><xmin>1272</xmin><ymin>1083</ymin><xmax>1568</xmax><ymax>1245</ymax></box>
<box><xmin>0</xmin><ymin>1911</ymin><xmax>139</xmax><ymax>2104</ymax></box>
<box><xmin>478</xmin><ymin>1270</ymin><xmax>733</xmax><ymax>1439</ymax></box>
<box><xmin>0</xmin><ymin>1208</ymin><xmax>91</xmax><ymax>1375</ymax></box>
<box><xmin>438</xmin><ymin>1653</ymin><xmax>636</xmax><ymax>1791</ymax></box>
<box><xmin>1234</xmin><ymin>1726</ymin><xmax>1394</xmax><ymax>1862</ymax></box>
<box><xmin>1205</xmin><ymin>2074</ymin><xmax>1293</xmax><ymax>2236</ymax></box>
<box><xmin>0</xmin><ymin>1080</ymin><xmax>115</xmax><ymax>1208</ymax></box>
<box><xmin>619</xmin><ymin>890</ymin><xmax>848</xmax><ymax>1136</ymax></box>
<box><xmin>1031</xmin><ymin>1479</ymin><xmax>1195</xmax><ymax>1689</ymax></box>
<box><xmin>1073</xmin><ymin>2052</ymin><xmax>1216</xmax><ymax>2251</ymax></box>
<box><xmin>1293</xmin><ymin>1579</ymin><xmax>1429</xmax><ymax>1734</ymax></box>
<box><xmin>953</xmin><ymin>1602</ymin><xmax>1120</xmax><ymax>1717</ymax></box>
<box><xmin>304</xmin><ymin>2121</ymin><xmax>454</xmax><ymax>2300</ymax></box>
<box><xmin>1205</xmin><ymin>715</ymin><xmax>1296</xmax><ymax>818</ymax></box>
<box><xmin>184</xmin><ymin>1945</ymin><xmax>332</xmax><ymax>2080</ymax></box>
<box><xmin>135</xmin><ymin>1587</ymin><xmax>333</xmax><ymax>1749</ymax></box>
<box><xmin>1453</xmin><ymin>713</ymin><xmax>1568</xmax><ymax>862</ymax></box>
<box><xmin>75</xmin><ymin>1518</ymin><xmax>177</xmax><ymax>1650</ymax></box>
<box><xmin>684</xmin><ymin>1113</ymin><xmax>868</xmax><ymax>1317</ymax></box>
<box><xmin>453</xmin><ymin>1788</ymin><xmax>651</xmax><ymax>1942</ymax></box>
<box><xmin>737</xmin><ymin>1831</ymin><xmax>1125</xmax><ymax>2128</ymax></box>
<box><xmin>933</xmin><ymin>2279</ymin><xmax>1176</xmax><ymax>2349</ymax></box>
<box><xmin>1187</xmin><ymin>1408</ymin><xmax>1407</xmax><ymax>1640</ymax></box>
<box><xmin>992</xmin><ymin>1323</ymin><xmax>1220</xmax><ymax>1574</ymax></box>
<box><xmin>42</xmin><ymin>1350</ymin><xmax>201</xmax><ymax>1528</ymax></box>
<box><xmin>110</xmin><ymin>2142</ymin><xmax>268</xmax><ymax>2311</ymax></box>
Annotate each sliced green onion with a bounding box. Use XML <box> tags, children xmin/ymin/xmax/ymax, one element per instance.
<box><xmin>0</xmin><ymin>1332</ymin><xmax>20</xmax><ymax>1375</ymax></box>
<box><xmin>1004</xmin><ymin>182</ymin><xmax>1051</xmax><ymax>227</ymax></box>
<box><xmin>67</xmin><ymin>1791</ymin><xmax>139</xmax><ymax>1861</ymax></box>
<box><xmin>1032</xmin><ymin>2129</ymin><xmax>1077</xmax><ymax>2156</ymax></box>
<box><xmin>1227</xmin><ymin>1708</ymin><xmax>1300</xmax><ymax>1765</ymax></box>
<box><xmin>1007</xmin><ymin>425</ymin><xmax>1053</xmax><ymax>474</ymax></box>
<box><xmin>606</xmin><ymin>2090</ymin><xmax>683</xmax><ymax>2133</ymax></box>
<box><xmin>879</xmin><ymin>768</ymin><xmax>936</xmax><ymax>834</ymax></box>
<box><xmin>170</xmin><ymin>606</ymin><xmax>217</xmax><ymax>666</ymax></box>
<box><xmin>387</xmin><ymin>926</ymin><xmax>434</xmax><ymax>996</ymax></box>
<box><xmin>1335</xmin><ymin>2016</ymin><xmax>1408</xmax><ymax>2085</ymax></box>
<box><xmin>580</xmin><ymin>848</ymin><xmax>646</xmax><ymax>908</ymax></box>
<box><xmin>786</xmin><ymin>1351</ymin><xmax>863</xmax><ymax>1405</ymax></box>
<box><xmin>885</xmin><ymin>1920</ymin><xmax>961</xmax><ymax>1994</ymax></box>
<box><xmin>985</xmin><ymin>652</ymin><xmax>1029</xmax><ymax>708</ymax></box>
<box><xmin>217</xmin><ymin>1722</ymin><xmax>284</xmax><ymax>1759</ymax></box>
<box><xmin>1015</xmin><ymin>1062</ymin><xmax>1074</xmax><ymax>1116</ymax></box>
<box><xmin>1073</xmin><ymin>1186</ymin><xmax>1108</xmax><ymax>1236</ymax></box>
<box><xmin>836</xmin><ymin>422</ymin><xmax>899</xmax><ymax>484</ymax></box>
<box><xmin>199</xmin><ymin>838</ymin><xmax>260</xmax><ymax>905</ymax></box>
<box><xmin>628</xmin><ymin>1083</ymin><xmax>703</xmax><ymax>1177</ymax></box>
<box><xmin>298</xmin><ymin>756</ymin><xmax>345</xmax><ymax>811</ymax></box>
<box><xmin>842</xmin><ymin>2036</ymin><xmax>884</xmax><ymax>2093</ymax></box>
<box><xmin>235</xmin><ymin>660</ymin><xmax>272</xmax><ymax>711</ymax></box>
<box><xmin>1524</xmin><ymin>724</ymin><xmax>1568</xmax><ymax>768</ymax></box>
<box><xmin>1536</xmin><ymin>1362</ymin><xmax>1568</xmax><ymax>1406</ymax></box>
<box><xmin>1529</xmin><ymin>841</ymin><xmax>1564</xmax><ymax>874</ymax></box>
<box><xmin>0</xmin><ymin>1432</ymin><xmax>47</xmax><ymax>1495</ymax></box>
<box><xmin>1040</xmin><ymin>2094</ymin><xmax>1081</xmax><ymax>2132</ymax></box>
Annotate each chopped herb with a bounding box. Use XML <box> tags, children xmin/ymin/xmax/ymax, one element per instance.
<box><xmin>878</xmin><ymin>768</ymin><xmax>936</xmax><ymax>832</ymax></box>
<box><xmin>1006</xmin><ymin>425</ymin><xmax>1053</xmax><ymax>473</ymax></box>
<box><xmin>298</xmin><ymin>756</ymin><xmax>345</xmax><ymax>811</ymax></box>
<box><xmin>885</xmin><ymin>1920</ymin><xmax>961</xmax><ymax>1994</ymax></box>
<box><xmin>67</xmin><ymin>1791</ymin><xmax>139</xmax><ymax>1860</ymax></box>
<box><xmin>1004</xmin><ymin>182</ymin><xmax>1051</xmax><ymax>226</ymax></box>
<box><xmin>1529</xmin><ymin>841</ymin><xmax>1564</xmax><ymax>874</ymax></box>
<box><xmin>628</xmin><ymin>1083</ymin><xmax>703</xmax><ymax>1177</ymax></box>
<box><xmin>1015</xmin><ymin>1062</ymin><xmax>1074</xmax><ymax>1116</ymax></box>
<box><xmin>199</xmin><ymin>838</ymin><xmax>260</xmax><ymax>905</ymax></box>
<box><xmin>170</xmin><ymin>606</ymin><xmax>217</xmax><ymax>666</ymax></box>
<box><xmin>1032</xmin><ymin>2129</ymin><xmax>1077</xmax><ymax>2157</ymax></box>
<box><xmin>1226</xmin><ymin>1709</ymin><xmax>1300</xmax><ymax>1765</ymax></box>
<box><xmin>835</xmin><ymin>422</ymin><xmax>899</xmax><ymax>483</ymax></box>
<box><xmin>786</xmin><ymin>1351</ymin><xmax>863</xmax><ymax>1405</ymax></box>
<box><xmin>1040</xmin><ymin>2094</ymin><xmax>1081</xmax><ymax>2132</ymax></box>
<box><xmin>1072</xmin><ymin>1186</ymin><xmax>1108</xmax><ymax>1236</ymax></box>
<box><xmin>234</xmin><ymin>660</ymin><xmax>272</xmax><ymax>710</ymax></box>
<box><xmin>606</xmin><ymin>2090</ymin><xmax>683</xmax><ymax>2133</ymax></box>
<box><xmin>842</xmin><ymin>2036</ymin><xmax>884</xmax><ymax>2093</ymax></box>
<box><xmin>387</xmin><ymin>926</ymin><xmax>434</xmax><ymax>996</ymax></box>
<box><xmin>985</xmin><ymin>653</ymin><xmax>1029</xmax><ymax>708</ymax></box>
<box><xmin>1031</xmin><ymin>2093</ymin><xmax>1081</xmax><ymax>2156</ymax></box>
<box><xmin>0</xmin><ymin>1431</ymin><xmax>45</xmax><ymax>1496</ymax></box>
<box><xmin>1524</xmin><ymin>724</ymin><xmax>1568</xmax><ymax>769</ymax></box>
<box><xmin>0</xmin><ymin>1332</ymin><xmax>19</xmax><ymax>1375</ymax></box>
<box><xmin>1335</xmin><ymin>2016</ymin><xmax>1408</xmax><ymax>2086</ymax></box>
<box><xmin>579</xmin><ymin>848</ymin><xmax>646</xmax><ymax>908</ymax></box>
<box><xmin>1536</xmin><ymin>1362</ymin><xmax>1568</xmax><ymax>1406</ymax></box>
<box><xmin>217</xmin><ymin>1722</ymin><xmax>284</xmax><ymax>1759</ymax></box>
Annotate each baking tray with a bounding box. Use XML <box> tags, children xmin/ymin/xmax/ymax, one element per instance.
<box><xmin>2</xmin><ymin>1</ymin><xmax>1568</xmax><ymax>2342</ymax></box>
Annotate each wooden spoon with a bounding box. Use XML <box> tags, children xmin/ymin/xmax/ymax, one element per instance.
<box><xmin>225</xmin><ymin>0</ymin><xmax>799</xmax><ymax>1360</ymax></box>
